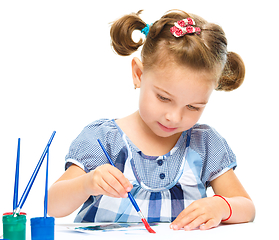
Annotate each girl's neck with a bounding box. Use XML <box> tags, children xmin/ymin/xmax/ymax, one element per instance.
<box><xmin>116</xmin><ymin>111</ymin><xmax>182</xmax><ymax>156</ymax></box>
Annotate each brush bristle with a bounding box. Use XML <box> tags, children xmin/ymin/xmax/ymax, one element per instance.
<box><xmin>141</xmin><ymin>218</ymin><xmax>156</xmax><ymax>234</ymax></box>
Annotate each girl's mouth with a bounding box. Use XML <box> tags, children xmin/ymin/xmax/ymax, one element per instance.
<box><xmin>157</xmin><ymin>122</ymin><xmax>177</xmax><ymax>132</ymax></box>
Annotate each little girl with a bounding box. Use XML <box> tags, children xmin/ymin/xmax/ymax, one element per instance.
<box><xmin>48</xmin><ymin>10</ymin><xmax>255</xmax><ymax>231</ymax></box>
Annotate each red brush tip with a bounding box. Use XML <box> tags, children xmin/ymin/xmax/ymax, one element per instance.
<box><xmin>141</xmin><ymin>218</ymin><xmax>156</xmax><ymax>234</ymax></box>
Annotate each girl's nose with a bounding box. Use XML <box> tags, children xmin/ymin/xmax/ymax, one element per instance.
<box><xmin>165</xmin><ymin>108</ymin><xmax>183</xmax><ymax>124</ymax></box>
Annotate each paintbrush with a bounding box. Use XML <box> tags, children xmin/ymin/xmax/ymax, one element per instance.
<box><xmin>97</xmin><ymin>139</ymin><xmax>156</xmax><ymax>234</ymax></box>
<box><xmin>13</xmin><ymin>131</ymin><xmax>56</xmax><ymax>215</ymax></box>
<box><xmin>44</xmin><ymin>149</ymin><xmax>49</xmax><ymax>218</ymax></box>
<box><xmin>13</xmin><ymin>138</ymin><xmax>21</xmax><ymax>211</ymax></box>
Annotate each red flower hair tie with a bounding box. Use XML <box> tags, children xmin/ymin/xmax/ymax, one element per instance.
<box><xmin>170</xmin><ymin>18</ymin><xmax>201</xmax><ymax>37</ymax></box>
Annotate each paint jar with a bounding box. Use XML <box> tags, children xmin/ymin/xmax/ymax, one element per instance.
<box><xmin>30</xmin><ymin>217</ymin><xmax>55</xmax><ymax>240</ymax></box>
<box><xmin>2</xmin><ymin>213</ymin><xmax>27</xmax><ymax>240</ymax></box>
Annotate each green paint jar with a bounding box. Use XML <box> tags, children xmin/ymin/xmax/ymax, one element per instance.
<box><xmin>2</xmin><ymin>213</ymin><xmax>26</xmax><ymax>240</ymax></box>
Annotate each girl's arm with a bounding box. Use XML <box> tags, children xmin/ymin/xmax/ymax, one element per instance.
<box><xmin>48</xmin><ymin>165</ymin><xmax>90</xmax><ymax>218</ymax></box>
<box><xmin>210</xmin><ymin>168</ymin><xmax>255</xmax><ymax>224</ymax></box>
<box><xmin>170</xmin><ymin>169</ymin><xmax>255</xmax><ymax>230</ymax></box>
<box><xmin>48</xmin><ymin>164</ymin><xmax>133</xmax><ymax>218</ymax></box>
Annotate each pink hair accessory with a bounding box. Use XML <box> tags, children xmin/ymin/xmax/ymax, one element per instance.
<box><xmin>170</xmin><ymin>18</ymin><xmax>201</xmax><ymax>37</ymax></box>
<box><xmin>176</xmin><ymin>18</ymin><xmax>195</xmax><ymax>27</ymax></box>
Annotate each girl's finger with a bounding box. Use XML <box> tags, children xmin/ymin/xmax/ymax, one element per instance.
<box><xmin>103</xmin><ymin>172</ymin><xmax>128</xmax><ymax>198</ymax></box>
<box><xmin>108</xmin><ymin>166</ymin><xmax>133</xmax><ymax>191</ymax></box>
<box><xmin>183</xmin><ymin>214</ymin><xmax>207</xmax><ymax>231</ymax></box>
<box><xmin>171</xmin><ymin>208</ymin><xmax>200</xmax><ymax>230</ymax></box>
<box><xmin>97</xmin><ymin>177</ymin><xmax>123</xmax><ymax>198</ymax></box>
<box><xmin>200</xmin><ymin>218</ymin><xmax>220</xmax><ymax>230</ymax></box>
<box><xmin>171</xmin><ymin>202</ymin><xmax>196</xmax><ymax>225</ymax></box>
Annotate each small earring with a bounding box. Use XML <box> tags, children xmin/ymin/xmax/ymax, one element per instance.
<box><xmin>134</xmin><ymin>84</ymin><xmax>137</xmax><ymax>89</ymax></box>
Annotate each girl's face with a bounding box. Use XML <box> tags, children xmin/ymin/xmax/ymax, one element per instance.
<box><xmin>135</xmin><ymin>60</ymin><xmax>216</xmax><ymax>138</ymax></box>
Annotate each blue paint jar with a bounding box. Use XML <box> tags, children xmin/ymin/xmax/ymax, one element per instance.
<box><xmin>30</xmin><ymin>217</ymin><xmax>54</xmax><ymax>240</ymax></box>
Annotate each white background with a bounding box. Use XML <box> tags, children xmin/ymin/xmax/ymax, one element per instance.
<box><xmin>0</xmin><ymin>0</ymin><xmax>278</xmax><ymax>226</ymax></box>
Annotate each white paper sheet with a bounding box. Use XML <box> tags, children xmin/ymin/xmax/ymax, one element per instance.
<box><xmin>54</xmin><ymin>222</ymin><xmax>262</xmax><ymax>240</ymax></box>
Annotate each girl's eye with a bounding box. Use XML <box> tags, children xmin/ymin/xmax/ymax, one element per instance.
<box><xmin>187</xmin><ymin>105</ymin><xmax>200</xmax><ymax>111</ymax></box>
<box><xmin>157</xmin><ymin>94</ymin><xmax>170</xmax><ymax>102</ymax></box>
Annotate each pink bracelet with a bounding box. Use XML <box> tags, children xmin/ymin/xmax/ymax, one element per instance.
<box><xmin>213</xmin><ymin>195</ymin><xmax>232</xmax><ymax>222</ymax></box>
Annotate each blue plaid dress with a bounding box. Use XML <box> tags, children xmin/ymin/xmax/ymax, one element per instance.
<box><xmin>65</xmin><ymin>119</ymin><xmax>236</xmax><ymax>223</ymax></box>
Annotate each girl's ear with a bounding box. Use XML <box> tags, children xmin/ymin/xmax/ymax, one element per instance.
<box><xmin>132</xmin><ymin>57</ymin><xmax>143</xmax><ymax>88</ymax></box>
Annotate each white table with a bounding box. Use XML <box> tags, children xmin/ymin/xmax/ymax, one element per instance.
<box><xmin>42</xmin><ymin>222</ymin><xmax>269</xmax><ymax>240</ymax></box>
<box><xmin>1</xmin><ymin>221</ymin><xmax>272</xmax><ymax>240</ymax></box>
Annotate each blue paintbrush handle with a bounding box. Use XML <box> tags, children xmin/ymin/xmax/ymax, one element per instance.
<box><xmin>97</xmin><ymin>139</ymin><xmax>115</xmax><ymax>167</ymax></box>
<box><xmin>13</xmin><ymin>138</ymin><xmax>20</xmax><ymax>211</ymax></box>
<box><xmin>127</xmin><ymin>192</ymin><xmax>141</xmax><ymax>213</ymax></box>
<box><xmin>15</xmin><ymin>131</ymin><xmax>56</xmax><ymax>212</ymax></box>
<box><xmin>97</xmin><ymin>139</ymin><xmax>141</xmax><ymax>213</ymax></box>
<box><xmin>44</xmin><ymin>148</ymin><xmax>50</xmax><ymax>218</ymax></box>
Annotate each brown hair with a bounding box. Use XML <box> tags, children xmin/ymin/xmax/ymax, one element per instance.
<box><xmin>110</xmin><ymin>10</ymin><xmax>245</xmax><ymax>91</ymax></box>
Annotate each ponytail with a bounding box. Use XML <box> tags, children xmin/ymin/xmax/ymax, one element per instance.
<box><xmin>110</xmin><ymin>10</ymin><xmax>146</xmax><ymax>56</ymax></box>
<box><xmin>216</xmin><ymin>52</ymin><xmax>245</xmax><ymax>91</ymax></box>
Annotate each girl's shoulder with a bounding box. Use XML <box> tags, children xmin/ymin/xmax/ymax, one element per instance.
<box><xmin>191</xmin><ymin>123</ymin><xmax>227</xmax><ymax>143</ymax></box>
<box><xmin>83</xmin><ymin>118</ymin><xmax>117</xmax><ymax>131</ymax></box>
<box><xmin>76</xmin><ymin>118</ymin><xmax>123</xmax><ymax>149</ymax></box>
<box><xmin>190</xmin><ymin>123</ymin><xmax>235</xmax><ymax>161</ymax></box>
<box><xmin>80</xmin><ymin>118</ymin><xmax>122</xmax><ymax>139</ymax></box>
<box><xmin>192</xmin><ymin>123</ymin><xmax>217</xmax><ymax>132</ymax></box>
<box><xmin>190</xmin><ymin>124</ymin><xmax>236</xmax><ymax>187</ymax></box>
<box><xmin>66</xmin><ymin>119</ymin><xmax>125</xmax><ymax>172</ymax></box>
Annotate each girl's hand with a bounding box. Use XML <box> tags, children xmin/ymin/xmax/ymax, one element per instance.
<box><xmin>170</xmin><ymin>197</ymin><xmax>230</xmax><ymax>231</ymax></box>
<box><xmin>85</xmin><ymin>164</ymin><xmax>133</xmax><ymax>198</ymax></box>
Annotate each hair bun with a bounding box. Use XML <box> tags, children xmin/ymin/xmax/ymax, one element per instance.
<box><xmin>110</xmin><ymin>10</ymin><xmax>146</xmax><ymax>56</ymax></box>
<box><xmin>216</xmin><ymin>52</ymin><xmax>245</xmax><ymax>91</ymax></box>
